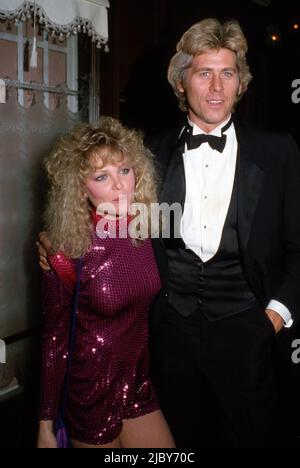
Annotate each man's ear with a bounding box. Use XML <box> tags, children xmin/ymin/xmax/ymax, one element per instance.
<box><xmin>176</xmin><ymin>81</ymin><xmax>185</xmax><ymax>93</ymax></box>
<box><xmin>237</xmin><ymin>82</ymin><xmax>243</xmax><ymax>97</ymax></box>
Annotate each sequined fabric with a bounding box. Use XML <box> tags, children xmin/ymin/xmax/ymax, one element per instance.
<box><xmin>40</xmin><ymin>217</ymin><xmax>161</xmax><ymax>445</ymax></box>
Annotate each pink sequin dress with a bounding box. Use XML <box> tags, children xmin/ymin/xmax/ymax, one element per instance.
<box><xmin>39</xmin><ymin>216</ymin><xmax>161</xmax><ymax>445</ymax></box>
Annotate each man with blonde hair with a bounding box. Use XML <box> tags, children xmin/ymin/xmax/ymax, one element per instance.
<box><xmin>149</xmin><ymin>18</ymin><xmax>300</xmax><ymax>448</ymax></box>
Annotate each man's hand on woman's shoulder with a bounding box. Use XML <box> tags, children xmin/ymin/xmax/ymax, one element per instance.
<box><xmin>36</xmin><ymin>231</ymin><xmax>52</xmax><ymax>271</ymax></box>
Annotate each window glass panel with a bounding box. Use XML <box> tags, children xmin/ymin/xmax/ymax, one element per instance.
<box><xmin>49</xmin><ymin>50</ymin><xmax>66</xmax><ymax>86</ymax></box>
<box><xmin>23</xmin><ymin>19</ymin><xmax>43</xmax><ymax>41</ymax></box>
<box><xmin>0</xmin><ymin>40</ymin><xmax>17</xmax><ymax>78</ymax></box>
<box><xmin>0</xmin><ymin>21</ymin><xmax>17</xmax><ymax>35</ymax></box>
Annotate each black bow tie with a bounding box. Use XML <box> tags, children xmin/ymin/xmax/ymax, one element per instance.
<box><xmin>185</xmin><ymin>118</ymin><xmax>232</xmax><ymax>153</ymax></box>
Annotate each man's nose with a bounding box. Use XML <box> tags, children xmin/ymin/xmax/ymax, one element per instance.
<box><xmin>210</xmin><ymin>74</ymin><xmax>223</xmax><ymax>92</ymax></box>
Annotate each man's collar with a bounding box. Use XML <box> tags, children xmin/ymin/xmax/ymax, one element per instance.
<box><xmin>187</xmin><ymin>114</ymin><xmax>232</xmax><ymax>136</ymax></box>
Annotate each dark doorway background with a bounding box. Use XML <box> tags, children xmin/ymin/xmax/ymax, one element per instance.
<box><xmin>101</xmin><ymin>0</ymin><xmax>300</xmax><ymax>144</ymax></box>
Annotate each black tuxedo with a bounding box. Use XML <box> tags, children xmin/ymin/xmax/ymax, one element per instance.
<box><xmin>148</xmin><ymin>121</ymin><xmax>300</xmax><ymax>447</ymax></box>
<box><xmin>150</xmin><ymin>121</ymin><xmax>300</xmax><ymax>321</ymax></box>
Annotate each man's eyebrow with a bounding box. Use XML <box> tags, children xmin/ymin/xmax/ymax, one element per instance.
<box><xmin>195</xmin><ymin>67</ymin><xmax>237</xmax><ymax>71</ymax></box>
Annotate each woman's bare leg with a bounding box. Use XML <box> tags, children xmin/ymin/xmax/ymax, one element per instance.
<box><xmin>119</xmin><ymin>410</ymin><xmax>175</xmax><ymax>448</ymax></box>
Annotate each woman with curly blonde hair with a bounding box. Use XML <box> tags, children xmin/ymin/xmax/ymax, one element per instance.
<box><xmin>37</xmin><ymin>116</ymin><xmax>174</xmax><ymax>449</ymax></box>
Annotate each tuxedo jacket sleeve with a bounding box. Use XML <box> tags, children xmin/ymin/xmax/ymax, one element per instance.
<box><xmin>240</xmin><ymin>129</ymin><xmax>300</xmax><ymax>322</ymax></box>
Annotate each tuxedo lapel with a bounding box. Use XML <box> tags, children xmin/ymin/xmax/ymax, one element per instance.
<box><xmin>159</xmin><ymin>127</ymin><xmax>186</xmax><ymax>243</ymax></box>
<box><xmin>160</xmin><ymin>129</ymin><xmax>186</xmax><ymax>207</ymax></box>
<box><xmin>236</xmin><ymin>124</ymin><xmax>265</xmax><ymax>255</ymax></box>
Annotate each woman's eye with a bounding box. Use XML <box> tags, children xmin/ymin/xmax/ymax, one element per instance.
<box><xmin>95</xmin><ymin>174</ymin><xmax>107</xmax><ymax>182</ymax></box>
<box><xmin>120</xmin><ymin>168</ymin><xmax>130</xmax><ymax>174</ymax></box>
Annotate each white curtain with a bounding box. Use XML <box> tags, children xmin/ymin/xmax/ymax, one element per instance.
<box><xmin>0</xmin><ymin>90</ymin><xmax>82</xmax><ymax>340</ymax></box>
<box><xmin>0</xmin><ymin>15</ymin><xmax>88</xmax><ymax>385</ymax></box>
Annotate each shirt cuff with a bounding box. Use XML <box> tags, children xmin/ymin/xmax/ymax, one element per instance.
<box><xmin>267</xmin><ymin>299</ymin><xmax>293</xmax><ymax>328</ymax></box>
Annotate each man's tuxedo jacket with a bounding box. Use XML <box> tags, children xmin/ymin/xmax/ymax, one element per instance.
<box><xmin>149</xmin><ymin>122</ymin><xmax>300</xmax><ymax>323</ymax></box>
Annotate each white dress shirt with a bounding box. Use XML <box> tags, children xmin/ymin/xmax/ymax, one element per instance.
<box><xmin>180</xmin><ymin>115</ymin><xmax>292</xmax><ymax>327</ymax></box>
